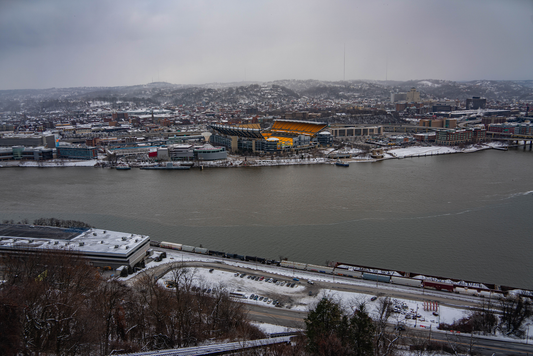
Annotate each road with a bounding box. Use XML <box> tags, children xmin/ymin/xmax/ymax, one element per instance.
<box><xmin>127</xmin><ymin>254</ymin><xmax>533</xmax><ymax>355</ymax></box>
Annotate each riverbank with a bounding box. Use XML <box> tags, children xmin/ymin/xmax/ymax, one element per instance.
<box><xmin>0</xmin><ymin>141</ymin><xmax>514</xmax><ymax>169</ymax></box>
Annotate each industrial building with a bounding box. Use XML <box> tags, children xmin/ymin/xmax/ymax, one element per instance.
<box><xmin>466</xmin><ymin>97</ymin><xmax>487</xmax><ymax>110</ymax></box>
<box><xmin>391</xmin><ymin>88</ymin><xmax>420</xmax><ymax>103</ymax></box>
<box><xmin>329</xmin><ymin>125</ymin><xmax>383</xmax><ymax>140</ymax></box>
<box><xmin>0</xmin><ymin>224</ymin><xmax>150</xmax><ymax>269</ymax></box>
<box><xmin>56</xmin><ymin>144</ymin><xmax>98</xmax><ymax>160</ymax></box>
<box><xmin>0</xmin><ymin>133</ymin><xmax>56</xmax><ymax>148</ymax></box>
<box><xmin>419</xmin><ymin>118</ymin><xmax>457</xmax><ymax>128</ymax></box>
<box><xmin>155</xmin><ymin>143</ymin><xmax>227</xmax><ymax>161</ymax></box>
<box><xmin>0</xmin><ymin>146</ymin><xmax>54</xmax><ymax>161</ymax></box>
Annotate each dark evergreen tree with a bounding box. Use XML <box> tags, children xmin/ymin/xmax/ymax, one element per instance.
<box><xmin>347</xmin><ymin>304</ymin><xmax>375</xmax><ymax>356</ymax></box>
<box><xmin>305</xmin><ymin>298</ymin><xmax>374</xmax><ymax>356</ymax></box>
<box><xmin>305</xmin><ymin>298</ymin><xmax>344</xmax><ymax>355</ymax></box>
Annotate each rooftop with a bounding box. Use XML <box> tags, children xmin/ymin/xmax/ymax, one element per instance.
<box><xmin>0</xmin><ymin>224</ymin><xmax>149</xmax><ymax>256</ymax></box>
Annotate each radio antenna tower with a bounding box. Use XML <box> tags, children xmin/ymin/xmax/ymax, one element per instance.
<box><xmin>386</xmin><ymin>56</ymin><xmax>388</xmax><ymax>81</ymax></box>
<box><xmin>343</xmin><ymin>43</ymin><xmax>346</xmax><ymax>81</ymax></box>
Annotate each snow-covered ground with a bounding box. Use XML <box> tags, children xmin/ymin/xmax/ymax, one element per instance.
<box><xmin>17</xmin><ymin>159</ymin><xmax>98</xmax><ymax>167</ymax></box>
<box><xmin>112</xmin><ymin>248</ymin><xmax>533</xmax><ymax>356</ymax></box>
<box><xmin>119</xmin><ymin>249</ymin><xmax>530</xmax><ymax>343</ymax></box>
<box><xmin>375</xmin><ymin>143</ymin><xmax>503</xmax><ymax>160</ymax></box>
<box><xmin>326</xmin><ymin>142</ymin><xmax>510</xmax><ymax>163</ymax></box>
<box><xmin>154</xmin><ymin>265</ymin><xmax>467</xmax><ymax>329</ymax></box>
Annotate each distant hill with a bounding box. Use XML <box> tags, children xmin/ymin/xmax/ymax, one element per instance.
<box><xmin>1</xmin><ymin>79</ymin><xmax>532</xmax><ymax>113</ymax></box>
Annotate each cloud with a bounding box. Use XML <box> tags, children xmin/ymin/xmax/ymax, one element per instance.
<box><xmin>0</xmin><ymin>0</ymin><xmax>532</xmax><ymax>89</ymax></box>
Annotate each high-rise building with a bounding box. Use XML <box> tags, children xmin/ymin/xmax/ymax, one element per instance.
<box><xmin>466</xmin><ymin>97</ymin><xmax>486</xmax><ymax>110</ymax></box>
<box><xmin>406</xmin><ymin>88</ymin><xmax>420</xmax><ymax>102</ymax></box>
<box><xmin>390</xmin><ymin>92</ymin><xmax>407</xmax><ymax>103</ymax></box>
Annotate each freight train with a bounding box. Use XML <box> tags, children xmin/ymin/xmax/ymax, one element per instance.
<box><xmin>154</xmin><ymin>241</ymin><xmax>505</xmax><ymax>297</ymax></box>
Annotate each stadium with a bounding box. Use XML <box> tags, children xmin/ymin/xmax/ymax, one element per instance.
<box><xmin>209</xmin><ymin>119</ymin><xmax>333</xmax><ymax>153</ymax></box>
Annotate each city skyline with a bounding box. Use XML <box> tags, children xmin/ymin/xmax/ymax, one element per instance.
<box><xmin>1</xmin><ymin>0</ymin><xmax>533</xmax><ymax>90</ymax></box>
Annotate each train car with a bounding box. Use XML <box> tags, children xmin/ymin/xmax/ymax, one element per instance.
<box><xmin>281</xmin><ymin>261</ymin><xmax>294</xmax><ymax>268</ymax></box>
<box><xmin>181</xmin><ymin>245</ymin><xmax>195</xmax><ymax>253</ymax></box>
<box><xmin>160</xmin><ymin>241</ymin><xmax>182</xmax><ymax>250</ymax></box>
<box><xmin>454</xmin><ymin>287</ymin><xmax>478</xmax><ymax>296</ymax></box>
<box><xmin>390</xmin><ymin>276</ymin><xmax>423</xmax><ymax>288</ymax></box>
<box><xmin>362</xmin><ymin>272</ymin><xmax>391</xmax><ymax>283</ymax></box>
<box><xmin>295</xmin><ymin>262</ymin><xmax>307</xmax><ymax>270</ymax></box>
<box><xmin>150</xmin><ymin>240</ymin><xmax>162</xmax><ymax>247</ymax></box>
<box><xmin>335</xmin><ymin>269</ymin><xmax>363</xmax><ymax>278</ymax></box>
<box><xmin>280</xmin><ymin>260</ymin><xmax>307</xmax><ymax>270</ymax></box>
<box><xmin>423</xmin><ymin>280</ymin><xmax>454</xmax><ymax>292</ymax></box>
<box><xmin>194</xmin><ymin>247</ymin><xmax>208</xmax><ymax>254</ymax></box>
<box><xmin>306</xmin><ymin>264</ymin><xmax>334</xmax><ymax>274</ymax></box>
<box><xmin>209</xmin><ymin>250</ymin><xmax>226</xmax><ymax>257</ymax></box>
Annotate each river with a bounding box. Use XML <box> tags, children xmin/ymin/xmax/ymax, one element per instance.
<box><xmin>1</xmin><ymin>148</ymin><xmax>532</xmax><ymax>289</ymax></box>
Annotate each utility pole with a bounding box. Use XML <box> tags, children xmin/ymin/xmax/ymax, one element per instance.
<box><xmin>415</xmin><ymin>304</ymin><xmax>419</xmax><ymax>328</ymax></box>
<box><xmin>469</xmin><ymin>330</ymin><xmax>473</xmax><ymax>355</ymax></box>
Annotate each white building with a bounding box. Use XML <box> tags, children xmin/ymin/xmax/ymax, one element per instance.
<box><xmin>0</xmin><ymin>224</ymin><xmax>150</xmax><ymax>269</ymax></box>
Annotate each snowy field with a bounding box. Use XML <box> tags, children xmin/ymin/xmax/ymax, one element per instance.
<box><xmin>116</xmin><ymin>248</ymin><xmax>533</xmax><ymax>352</ymax></box>
<box><xmin>122</xmin><ymin>250</ymin><xmax>481</xmax><ymax>331</ymax></box>
<box><xmin>155</xmin><ymin>265</ymin><xmax>467</xmax><ymax>329</ymax></box>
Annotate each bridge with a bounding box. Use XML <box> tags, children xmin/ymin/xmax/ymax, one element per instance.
<box><xmin>113</xmin><ymin>336</ymin><xmax>292</xmax><ymax>356</ymax></box>
<box><xmin>487</xmin><ymin>132</ymin><xmax>533</xmax><ymax>149</ymax></box>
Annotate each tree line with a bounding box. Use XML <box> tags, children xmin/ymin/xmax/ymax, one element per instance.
<box><xmin>2</xmin><ymin>218</ymin><xmax>92</xmax><ymax>229</ymax></box>
<box><xmin>0</xmin><ymin>250</ymin><xmax>263</xmax><ymax>355</ymax></box>
<box><xmin>1</xmin><ymin>246</ymin><xmax>530</xmax><ymax>355</ymax></box>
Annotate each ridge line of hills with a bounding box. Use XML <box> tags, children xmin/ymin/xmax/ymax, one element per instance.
<box><xmin>1</xmin><ymin>79</ymin><xmax>532</xmax><ymax>111</ymax></box>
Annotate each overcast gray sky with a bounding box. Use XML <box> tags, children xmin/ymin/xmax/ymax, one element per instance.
<box><xmin>1</xmin><ymin>0</ymin><xmax>532</xmax><ymax>90</ymax></box>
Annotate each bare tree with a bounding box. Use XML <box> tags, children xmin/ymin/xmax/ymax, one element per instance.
<box><xmin>498</xmin><ymin>295</ymin><xmax>532</xmax><ymax>336</ymax></box>
<box><xmin>373</xmin><ymin>297</ymin><xmax>401</xmax><ymax>356</ymax></box>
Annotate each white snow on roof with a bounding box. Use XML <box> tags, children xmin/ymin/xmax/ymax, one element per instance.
<box><xmin>0</xmin><ymin>228</ymin><xmax>149</xmax><ymax>256</ymax></box>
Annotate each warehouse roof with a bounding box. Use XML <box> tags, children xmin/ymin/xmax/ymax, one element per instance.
<box><xmin>0</xmin><ymin>224</ymin><xmax>149</xmax><ymax>257</ymax></box>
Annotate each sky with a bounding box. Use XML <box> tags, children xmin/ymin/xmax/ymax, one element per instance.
<box><xmin>1</xmin><ymin>0</ymin><xmax>532</xmax><ymax>90</ymax></box>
